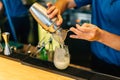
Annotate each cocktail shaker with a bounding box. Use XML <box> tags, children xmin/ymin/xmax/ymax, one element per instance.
<box><xmin>29</xmin><ymin>2</ymin><xmax>58</xmax><ymax>33</ymax></box>
<box><xmin>29</xmin><ymin>2</ymin><xmax>69</xmax><ymax>43</ymax></box>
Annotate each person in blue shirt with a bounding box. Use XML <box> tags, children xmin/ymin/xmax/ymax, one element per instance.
<box><xmin>47</xmin><ymin>0</ymin><xmax>120</xmax><ymax>77</ymax></box>
<box><xmin>0</xmin><ymin>0</ymin><xmax>30</xmax><ymax>44</ymax></box>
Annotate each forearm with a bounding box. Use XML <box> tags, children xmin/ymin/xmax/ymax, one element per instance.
<box><xmin>97</xmin><ymin>30</ymin><xmax>120</xmax><ymax>51</ymax></box>
<box><xmin>54</xmin><ymin>0</ymin><xmax>76</xmax><ymax>14</ymax></box>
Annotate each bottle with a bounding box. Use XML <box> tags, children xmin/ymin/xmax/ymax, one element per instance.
<box><xmin>39</xmin><ymin>45</ymin><xmax>48</xmax><ymax>61</ymax></box>
<box><xmin>48</xmin><ymin>38</ymin><xmax>54</xmax><ymax>62</ymax></box>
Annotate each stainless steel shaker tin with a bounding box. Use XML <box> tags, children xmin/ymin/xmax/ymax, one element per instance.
<box><xmin>29</xmin><ymin>2</ymin><xmax>58</xmax><ymax>32</ymax></box>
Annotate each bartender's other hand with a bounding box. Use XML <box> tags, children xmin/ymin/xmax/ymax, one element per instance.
<box><xmin>46</xmin><ymin>2</ymin><xmax>63</xmax><ymax>26</ymax></box>
<box><xmin>70</xmin><ymin>23</ymin><xmax>102</xmax><ymax>41</ymax></box>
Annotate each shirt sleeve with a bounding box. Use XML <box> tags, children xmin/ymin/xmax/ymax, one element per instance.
<box><xmin>74</xmin><ymin>0</ymin><xmax>91</xmax><ymax>8</ymax></box>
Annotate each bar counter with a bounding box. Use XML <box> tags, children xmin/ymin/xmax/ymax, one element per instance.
<box><xmin>0</xmin><ymin>55</ymin><xmax>75</xmax><ymax>80</ymax></box>
<box><xmin>0</xmin><ymin>52</ymin><xmax>120</xmax><ymax>80</ymax></box>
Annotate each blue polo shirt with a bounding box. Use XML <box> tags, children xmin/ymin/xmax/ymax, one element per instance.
<box><xmin>74</xmin><ymin>0</ymin><xmax>120</xmax><ymax>66</ymax></box>
<box><xmin>2</xmin><ymin>0</ymin><xmax>28</xmax><ymax>17</ymax></box>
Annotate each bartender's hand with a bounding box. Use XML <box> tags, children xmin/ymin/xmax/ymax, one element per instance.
<box><xmin>47</xmin><ymin>2</ymin><xmax>63</xmax><ymax>26</ymax></box>
<box><xmin>70</xmin><ymin>23</ymin><xmax>120</xmax><ymax>51</ymax></box>
<box><xmin>70</xmin><ymin>23</ymin><xmax>102</xmax><ymax>41</ymax></box>
<box><xmin>46</xmin><ymin>0</ymin><xmax>77</xmax><ymax>26</ymax></box>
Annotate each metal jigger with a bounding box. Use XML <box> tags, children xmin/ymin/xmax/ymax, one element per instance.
<box><xmin>2</xmin><ymin>32</ymin><xmax>11</xmax><ymax>55</ymax></box>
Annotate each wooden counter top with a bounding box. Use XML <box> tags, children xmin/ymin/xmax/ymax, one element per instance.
<box><xmin>0</xmin><ymin>54</ymin><xmax>119</xmax><ymax>80</ymax></box>
<box><xmin>0</xmin><ymin>56</ymin><xmax>75</xmax><ymax>80</ymax></box>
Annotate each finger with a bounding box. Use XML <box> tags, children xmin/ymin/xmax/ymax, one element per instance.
<box><xmin>56</xmin><ymin>15</ymin><xmax>63</xmax><ymax>26</ymax></box>
<box><xmin>70</xmin><ymin>27</ymin><xmax>81</xmax><ymax>35</ymax></box>
<box><xmin>81</xmin><ymin>23</ymin><xmax>91</xmax><ymax>28</ymax></box>
<box><xmin>70</xmin><ymin>27</ymin><xmax>77</xmax><ymax>33</ymax></box>
<box><xmin>48</xmin><ymin>8</ymin><xmax>58</xmax><ymax>18</ymax></box>
<box><xmin>70</xmin><ymin>27</ymin><xmax>85</xmax><ymax>39</ymax></box>
<box><xmin>76</xmin><ymin>24</ymin><xmax>81</xmax><ymax>27</ymax></box>
<box><xmin>76</xmin><ymin>23</ymin><xmax>92</xmax><ymax>32</ymax></box>
<box><xmin>47</xmin><ymin>5</ymin><xmax>56</xmax><ymax>14</ymax></box>
<box><xmin>82</xmin><ymin>23</ymin><xmax>96</xmax><ymax>28</ymax></box>
<box><xmin>76</xmin><ymin>24</ymin><xmax>88</xmax><ymax>32</ymax></box>
<box><xmin>76</xmin><ymin>24</ymin><xmax>81</xmax><ymax>30</ymax></box>
<box><xmin>46</xmin><ymin>2</ymin><xmax>52</xmax><ymax>8</ymax></box>
<box><xmin>69</xmin><ymin>27</ymin><xmax>78</xmax><ymax>38</ymax></box>
<box><xmin>70</xmin><ymin>35</ymin><xmax>79</xmax><ymax>39</ymax></box>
